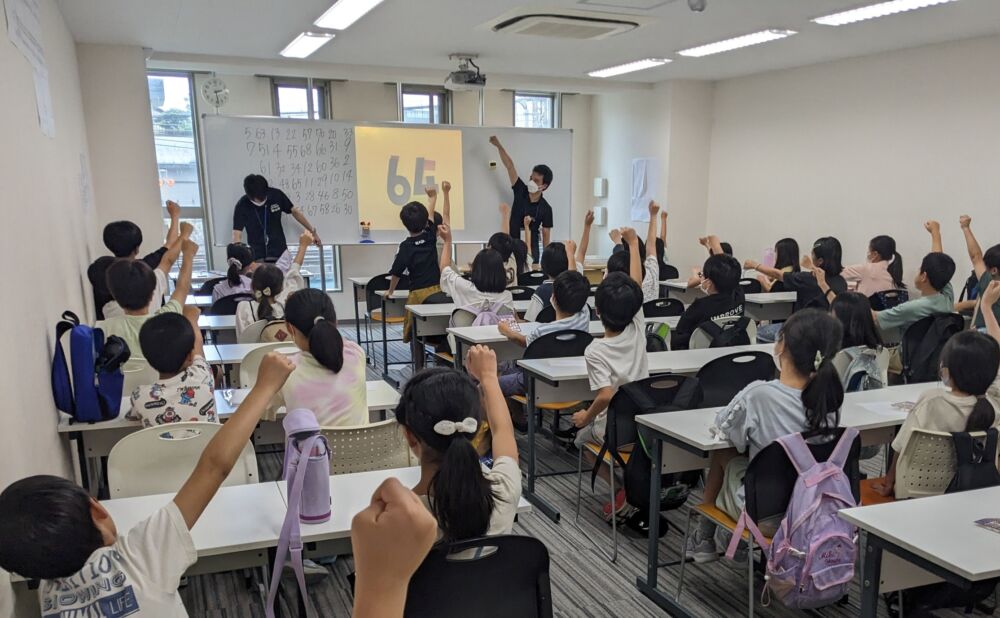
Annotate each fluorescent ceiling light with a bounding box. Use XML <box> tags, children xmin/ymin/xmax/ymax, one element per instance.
<box><xmin>280</xmin><ymin>32</ymin><xmax>335</xmax><ymax>58</ymax></box>
<box><xmin>812</xmin><ymin>0</ymin><xmax>962</xmax><ymax>26</ymax></box>
<box><xmin>588</xmin><ymin>58</ymin><xmax>671</xmax><ymax>78</ymax></box>
<box><xmin>677</xmin><ymin>29</ymin><xmax>796</xmax><ymax>58</ymax></box>
<box><xmin>315</xmin><ymin>0</ymin><xmax>385</xmax><ymax>30</ymax></box>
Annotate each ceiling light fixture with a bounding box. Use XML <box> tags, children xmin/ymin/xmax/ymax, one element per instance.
<box><xmin>812</xmin><ymin>0</ymin><xmax>962</xmax><ymax>26</ymax></box>
<box><xmin>315</xmin><ymin>0</ymin><xmax>386</xmax><ymax>30</ymax></box>
<box><xmin>677</xmin><ymin>28</ymin><xmax>796</xmax><ymax>57</ymax></box>
<box><xmin>587</xmin><ymin>58</ymin><xmax>671</xmax><ymax>78</ymax></box>
<box><xmin>280</xmin><ymin>32</ymin><xmax>335</xmax><ymax>58</ymax></box>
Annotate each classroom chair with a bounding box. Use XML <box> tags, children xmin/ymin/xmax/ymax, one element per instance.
<box><xmin>321</xmin><ymin>419</ymin><xmax>412</xmax><ymax>475</ymax></box>
<box><xmin>195</xmin><ymin>277</ymin><xmax>225</xmax><ymax>297</ymax></box>
<box><xmin>642</xmin><ymin>298</ymin><xmax>684</xmax><ymax>318</ymax></box>
<box><xmin>677</xmin><ymin>428</ymin><xmax>861</xmax><ymax>617</ymax></box>
<box><xmin>364</xmin><ymin>273</ymin><xmax>409</xmax><ymax>374</ymax></box>
<box><xmin>237</xmin><ymin>319</ymin><xmax>268</xmax><ymax>344</ymax></box>
<box><xmin>518</xmin><ymin>270</ymin><xmax>548</xmax><ymax>287</ymax></box>
<box><xmin>588</xmin><ymin>283</ymin><xmax>599</xmax><ymax>297</ymax></box>
<box><xmin>868</xmin><ymin>289</ymin><xmax>909</xmax><ymax>311</ymax></box>
<box><xmin>534</xmin><ymin>305</ymin><xmax>556</xmax><ymax>323</ymax></box>
<box><xmin>900</xmin><ymin>313</ymin><xmax>965</xmax><ymax>383</ymax></box>
<box><xmin>695</xmin><ymin>352</ymin><xmax>776</xmax><ymax>408</ymax></box>
<box><xmin>404</xmin><ymin>535</ymin><xmax>552</xmax><ymax>618</ymax></box>
<box><xmin>737</xmin><ymin>278</ymin><xmax>763</xmax><ymax>295</ymax></box>
<box><xmin>577</xmin><ymin>374</ymin><xmax>703</xmax><ymax>563</ymax></box>
<box><xmin>107</xmin><ymin>422</ymin><xmax>258</xmax><ymax>498</ymax></box>
<box><xmin>659</xmin><ymin>264</ymin><xmax>680</xmax><ymax>281</ymax></box>
<box><xmin>208</xmin><ymin>293</ymin><xmax>254</xmax><ymax>316</ymax></box>
<box><xmin>122</xmin><ymin>358</ymin><xmax>159</xmax><ymax>397</ymax></box>
<box><xmin>689</xmin><ymin>316</ymin><xmax>756</xmax><ymax>350</ymax></box>
<box><xmin>238</xmin><ymin>342</ymin><xmax>298</xmax><ymax>388</ymax></box>
<box><xmin>507</xmin><ymin>285</ymin><xmax>535</xmax><ymax>301</ymax></box>
<box><xmin>258</xmin><ymin>320</ymin><xmax>292</xmax><ymax>343</ymax></box>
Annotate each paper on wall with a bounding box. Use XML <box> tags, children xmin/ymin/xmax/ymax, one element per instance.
<box><xmin>4</xmin><ymin>0</ymin><xmax>45</xmax><ymax>73</ymax></box>
<box><xmin>33</xmin><ymin>67</ymin><xmax>54</xmax><ymax>137</ymax></box>
<box><xmin>630</xmin><ymin>158</ymin><xmax>659</xmax><ymax>222</ymax></box>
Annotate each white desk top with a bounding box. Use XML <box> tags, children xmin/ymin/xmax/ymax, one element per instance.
<box><xmin>103</xmin><ymin>483</ymin><xmax>287</xmax><ymax>557</ymax></box>
<box><xmin>198</xmin><ymin>315</ymin><xmax>236</xmax><ymax>331</ymax></box>
<box><xmin>448</xmin><ymin>317</ymin><xmax>680</xmax><ymax>346</ymax></box>
<box><xmin>662</xmin><ymin>279</ymin><xmax>692</xmax><ymax>290</ymax></box>
<box><xmin>214</xmin><ymin>380</ymin><xmax>399</xmax><ymax>417</ymax></box>
<box><xmin>636</xmin><ymin>383</ymin><xmax>927</xmax><ymax>453</ymax></box>
<box><xmin>375</xmin><ymin>289</ymin><xmax>411</xmax><ymax>300</ymax></box>
<box><xmin>840</xmin><ymin>486</ymin><xmax>1000</xmax><ymax>581</ymax></box>
<box><xmin>186</xmin><ymin>295</ymin><xmax>213</xmax><ymax>308</ymax></box>
<box><xmin>408</xmin><ymin>299</ymin><xmax>533</xmax><ymax>318</ymax></box>
<box><xmin>206</xmin><ymin>343</ymin><xmax>299</xmax><ymax>365</ymax></box>
<box><xmin>517</xmin><ymin>343</ymin><xmax>774</xmax><ymax>383</ymax></box>
<box><xmin>744</xmin><ymin>291</ymin><xmax>797</xmax><ymax>305</ymax></box>
<box><xmin>349</xmin><ymin>276</ymin><xmax>378</xmax><ymax>288</ymax></box>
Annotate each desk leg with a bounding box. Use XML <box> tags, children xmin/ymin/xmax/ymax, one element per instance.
<box><xmin>71</xmin><ymin>431</ymin><xmax>90</xmax><ymax>491</ymax></box>
<box><xmin>353</xmin><ymin>284</ymin><xmax>362</xmax><ymax>351</ymax></box>
<box><xmin>861</xmin><ymin>538</ymin><xmax>883</xmax><ymax>618</ymax></box>
<box><xmin>381</xmin><ymin>297</ymin><xmax>389</xmax><ymax>381</ymax></box>
<box><xmin>410</xmin><ymin>329</ymin><xmax>424</xmax><ymax>373</ymax></box>
<box><xmin>523</xmin><ymin>376</ymin><xmax>560</xmax><ymax>522</ymax></box>
<box><xmin>454</xmin><ymin>339</ymin><xmax>464</xmax><ymax>372</ymax></box>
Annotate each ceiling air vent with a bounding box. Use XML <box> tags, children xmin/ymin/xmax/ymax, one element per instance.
<box><xmin>492</xmin><ymin>14</ymin><xmax>640</xmax><ymax>40</ymax></box>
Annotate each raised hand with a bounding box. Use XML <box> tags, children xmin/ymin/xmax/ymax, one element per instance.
<box><xmin>648</xmin><ymin>201</ymin><xmax>660</xmax><ymax>217</ymax></box>
<box><xmin>179</xmin><ymin>221</ymin><xmax>194</xmax><ymax>238</ymax></box>
<box><xmin>960</xmin><ymin>215</ymin><xmax>972</xmax><ymax>229</ymax></box>
<box><xmin>489</xmin><ymin>135</ymin><xmax>500</xmax><ymax>147</ymax></box>
<box><xmin>466</xmin><ymin>344</ymin><xmax>498</xmax><ymax>383</ymax></box>
<box><xmin>621</xmin><ymin>227</ymin><xmax>638</xmax><ymax>245</ymax></box>
<box><xmin>424</xmin><ymin>186</ymin><xmax>437</xmax><ymax>199</ymax></box>
<box><xmin>924</xmin><ymin>220</ymin><xmax>940</xmax><ymax>234</ymax></box>
<box><xmin>255</xmin><ymin>351</ymin><xmax>296</xmax><ymax>392</ymax></box>
<box><xmin>437</xmin><ymin>223</ymin><xmax>452</xmax><ymax>243</ymax></box>
<box><xmin>584</xmin><ymin>210</ymin><xmax>594</xmax><ymax>226</ymax></box>
<box><xmin>441</xmin><ymin>180</ymin><xmax>451</xmax><ymax>193</ymax></box>
<box><xmin>166</xmin><ymin>200</ymin><xmax>180</xmax><ymax>219</ymax></box>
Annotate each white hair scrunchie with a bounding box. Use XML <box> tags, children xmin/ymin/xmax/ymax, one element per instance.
<box><xmin>433</xmin><ymin>417</ymin><xmax>478</xmax><ymax>436</ymax></box>
<box><xmin>314</xmin><ymin>316</ymin><xmax>325</xmax><ymax>325</ymax></box>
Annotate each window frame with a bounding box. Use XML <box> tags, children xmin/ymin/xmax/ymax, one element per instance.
<box><xmin>400</xmin><ymin>84</ymin><xmax>452</xmax><ymax>124</ymax></box>
<box><xmin>271</xmin><ymin>77</ymin><xmax>332</xmax><ymax>119</ymax></box>
<box><xmin>513</xmin><ymin>91</ymin><xmax>558</xmax><ymax>129</ymax></box>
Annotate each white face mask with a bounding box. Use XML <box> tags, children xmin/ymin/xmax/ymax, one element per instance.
<box><xmin>773</xmin><ymin>350</ymin><xmax>783</xmax><ymax>373</ymax></box>
<box><xmin>251</xmin><ymin>198</ymin><xmax>266</xmax><ymax>207</ymax></box>
<box><xmin>940</xmin><ymin>369</ymin><xmax>951</xmax><ymax>389</ymax></box>
<box><xmin>699</xmin><ymin>280</ymin><xmax>711</xmax><ymax>294</ymax></box>
<box><xmin>526</xmin><ymin>180</ymin><xmax>540</xmax><ymax>194</ymax></box>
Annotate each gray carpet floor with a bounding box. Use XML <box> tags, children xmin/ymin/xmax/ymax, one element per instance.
<box><xmin>180</xmin><ymin>324</ymin><xmax>980</xmax><ymax>617</ymax></box>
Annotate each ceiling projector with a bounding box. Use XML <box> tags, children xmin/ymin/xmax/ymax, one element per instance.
<box><xmin>445</xmin><ymin>55</ymin><xmax>486</xmax><ymax>91</ymax></box>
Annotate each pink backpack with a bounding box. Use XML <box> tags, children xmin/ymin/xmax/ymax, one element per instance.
<box><xmin>458</xmin><ymin>299</ymin><xmax>510</xmax><ymax>327</ymax></box>
<box><xmin>727</xmin><ymin>428</ymin><xmax>859</xmax><ymax>609</ymax></box>
<box><xmin>265</xmin><ymin>409</ymin><xmax>332</xmax><ymax>618</ymax></box>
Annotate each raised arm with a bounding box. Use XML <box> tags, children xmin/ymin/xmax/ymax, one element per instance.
<box><xmin>981</xmin><ymin>281</ymin><xmax>1000</xmax><ymax>345</ymax></box>
<box><xmin>169</xmin><ymin>238</ymin><xmax>198</xmax><ymax>304</ymax></box>
<box><xmin>294</xmin><ymin>230</ymin><xmax>312</xmax><ymax>267</ymax></box>
<box><xmin>646</xmin><ymin>201</ymin><xmax>660</xmax><ymax>258</ymax></box>
<box><xmin>489</xmin><ymin>135</ymin><xmax>518</xmax><ymax>186</ymax></box>
<box><xmin>959</xmin><ymin>215</ymin><xmax>986</xmax><ymax>277</ymax></box>
<box><xmin>467</xmin><ymin>346</ymin><xmax>517</xmax><ymax>462</ymax></box>
<box><xmin>565</xmin><ymin>239</ymin><xmax>578</xmax><ymax>272</ymax></box>
<box><xmin>183</xmin><ymin>305</ymin><xmax>205</xmax><ymax>359</ymax></box>
<box><xmin>745</xmin><ymin>258</ymin><xmax>786</xmax><ymax>282</ymax></box>
<box><xmin>499</xmin><ymin>203</ymin><xmax>510</xmax><ymax>235</ymax></box>
<box><xmin>158</xmin><ymin>221</ymin><xmax>193</xmax><ymax>274</ymax></box>
<box><xmin>622</xmin><ymin>227</ymin><xmax>641</xmax><ymax>285</ymax></box>
<box><xmin>438</xmin><ymin>224</ymin><xmax>453</xmax><ymax>271</ymax></box>
<box><xmin>173</xmin><ymin>353</ymin><xmax>294</xmax><ymax>528</ymax></box>
<box><xmin>424</xmin><ymin>185</ymin><xmax>438</xmax><ymax>224</ymax></box>
<box><xmin>441</xmin><ymin>181</ymin><xmax>451</xmax><ymax>226</ymax></box>
<box><xmin>576</xmin><ymin>210</ymin><xmax>593</xmax><ymax>266</ymax></box>
<box><xmin>291</xmin><ymin>207</ymin><xmax>322</xmax><ymax>246</ymax></box>
<box><xmin>659</xmin><ymin>211</ymin><xmax>668</xmax><ymax>247</ymax></box>
<box><xmin>523</xmin><ymin>216</ymin><xmax>533</xmax><ymax>255</ymax></box>
<box><xmin>925</xmin><ymin>220</ymin><xmax>943</xmax><ymax>254</ymax></box>
<box><xmin>164</xmin><ymin>200</ymin><xmax>181</xmax><ymax>246</ymax></box>
<box><xmin>705</xmin><ymin>234</ymin><xmax>724</xmax><ymax>257</ymax></box>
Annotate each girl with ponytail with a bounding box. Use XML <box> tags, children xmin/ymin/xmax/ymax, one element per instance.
<box><xmin>842</xmin><ymin>235</ymin><xmax>905</xmax><ymax>297</ymax></box>
<box><xmin>272</xmin><ymin>288</ymin><xmax>368</xmax><ymax>427</ymax></box>
<box><xmin>235</xmin><ymin>231</ymin><xmax>311</xmax><ymax>338</ymax></box>
<box><xmin>686</xmin><ymin>309</ymin><xmax>845</xmax><ymax>560</ymax></box>
<box><xmin>396</xmin><ymin>347</ymin><xmax>520</xmax><ymax>541</ymax></box>
<box><xmin>213</xmin><ymin>243</ymin><xmax>255</xmax><ymax>301</ymax></box>
<box><xmin>873</xmin><ymin>331</ymin><xmax>1000</xmax><ymax>498</ymax></box>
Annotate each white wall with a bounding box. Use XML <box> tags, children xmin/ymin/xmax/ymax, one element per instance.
<box><xmin>0</xmin><ymin>0</ymin><xmax>99</xmax><ymax>613</ymax></box>
<box><xmin>706</xmin><ymin>34</ymin><xmax>1000</xmax><ymax>286</ymax></box>
<box><xmin>78</xmin><ymin>44</ymin><xmax>163</xmax><ymax>249</ymax></box>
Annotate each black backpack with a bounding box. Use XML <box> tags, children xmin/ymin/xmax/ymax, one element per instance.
<box><xmin>900</xmin><ymin>314</ymin><xmax>965</xmax><ymax>384</ymax></box>
<box><xmin>695</xmin><ymin>316</ymin><xmax>751</xmax><ymax>348</ymax></box>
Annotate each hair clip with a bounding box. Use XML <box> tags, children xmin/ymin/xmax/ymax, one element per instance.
<box><xmin>313</xmin><ymin>316</ymin><xmax>325</xmax><ymax>324</ymax></box>
<box><xmin>262</xmin><ymin>286</ymin><xmax>272</xmax><ymax>297</ymax></box>
<box><xmin>814</xmin><ymin>351</ymin><xmax>824</xmax><ymax>370</ymax></box>
<box><xmin>433</xmin><ymin>417</ymin><xmax>478</xmax><ymax>436</ymax></box>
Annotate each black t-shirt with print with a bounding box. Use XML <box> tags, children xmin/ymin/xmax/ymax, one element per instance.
<box><xmin>389</xmin><ymin>227</ymin><xmax>440</xmax><ymax>290</ymax></box>
<box><xmin>87</xmin><ymin>247</ymin><xmax>167</xmax><ymax>320</ymax></box>
<box><xmin>508</xmin><ymin>178</ymin><xmax>554</xmax><ymax>264</ymax></box>
<box><xmin>784</xmin><ymin>271</ymin><xmax>847</xmax><ymax>311</ymax></box>
<box><xmin>671</xmin><ymin>290</ymin><xmax>745</xmax><ymax>350</ymax></box>
<box><xmin>232</xmin><ymin>187</ymin><xmax>295</xmax><ymax>260</ymax></box>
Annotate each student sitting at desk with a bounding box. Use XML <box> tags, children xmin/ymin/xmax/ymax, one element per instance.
<box><xmin>87</xmin><ymin>201</ymin><xmax>182</xmax><ymax>320</ymax></box>
<box><xmin>687</xmin><ymin>309</ymin><xmax>844</xmax><ymax>563</ymax></box>
<box><xmin>958</xmin><ymin>215</ymin><xmax>1000</xmax><ymax>331</ymax></box>
<box><xmin>841</xmin><ymin>235</ymin><xmax>905</xmax><ymax>297</ymax></box>
<box><xmin>872</xmin><ymin>331</ymin><xmax>1000</xmax><ymax>498</ymax></box>
<box><xmin>757</xmin><ymin>237</ymin><xmax>800</xmax><ymax>292</ymax></box>
<box><xmin>234</xmin><ymin>230</ymin><xmax>311</xmax><ymax>338</ymax></box>
<box><xmin>396</xmin><ymin>347</ymin><xmax>521</xmax><ymax>540</ymax></box>
<box><xmin>127</xmin><ymin>309</ymin><xmax>216</xmax><ymax>427</ymax></box>
<box><xmin>671</xmin><ymin>243</ymin><xmax>745</xmax><ymax>351</ymax></box>
<box><xmin>0</xmin><ymin>352</ymin><xmax>296</xmax><ymax>617</ymax></box>
<box><xmin>211</xmin><ymin>242</ymin><xmax>254</xmax><ymax>302</ymax></box>
<box><xmin>498</xmin><ymin>270</ymin><xmax>591</xmax><ymax>397</ymax></box>
<box><xmin>386</xmin><ymin>186</ymin><xmax>442</xmax><ymax>344</ymax></box>
<box><xmin>98</xmin><ymin>237</ymin><xmax>197</xmax><ymax>356</ymax></box>
<box><xmin>438</xmin><ymin>225</ymin><xmax>515</xmax><ymax>314</ymax></box>
<box><xmin>271</xmin><ymin>289</ymin><xmax>368</xmax><ymax>427</ymax></box>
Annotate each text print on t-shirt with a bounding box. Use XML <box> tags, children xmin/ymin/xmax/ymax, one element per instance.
<box><xmin>42</xmin><ymin>550</ymin><xmax>140</xmax><ymax>618</ymax></box>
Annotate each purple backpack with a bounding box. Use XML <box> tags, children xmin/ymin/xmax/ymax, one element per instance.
<box><xmin>726</xmin><ymin>428</ymin><xmax>859</xmax><ymax>609</ymax></box>
<box><xmin>265</xmin><ymin>409</ymin><xmax>331</xmax><ymax>618</ymax></box>
<box><xmin>456</xmin><ymin>299</ymin><xmax>510</xmax><ymax>327</ymax></box>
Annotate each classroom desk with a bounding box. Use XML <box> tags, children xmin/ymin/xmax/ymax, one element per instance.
<box><xmin>514</xmin><ymin>343</ymin><xmax>774</xmax><ymax>522</ymax></box>
<box><xmin>205</xmin><ymin>343</ymin><xmax>298</xmax><ymax>366</ymax></box>
<box><xmin>840</xmin><ymin>486</ymin><xmax>1000</xmax><ymax>618</ymax></box>
<box><xmin>743</xmin><ymin>291</ymin><xmax>797</xmax><ymax>322</ymax></box>
<box><xmin>447</xmin><ymin>317</ymin><xmax>681</xmax><ymax>371</ymax></box>
<box><xmin>198</xmin><ymin>314</ymin><xmax>236</xmax><ymax>332</ymax></box>
<box><xmin>174</xmin><ymin>270</ymin><xmax>313</xmax><ymax>287</ymax></box>
<box><xmin>633</xmin><ymin>382</ymin><xmax>927</xmax><ymax>616</ymax></box>
<box><xmin>662</xmin><ymin>280</ymin><xmax>704</xmax><ymax>304</ymax></box>
<box><xmin>406</xmin><ymin>300</ymin><xmax>534</xmax><ymax>371</ymax></box>
<box><xmin>186</xmin><ymin>294</ymin><xmax>214</xmax><ymax>308</ymax></box>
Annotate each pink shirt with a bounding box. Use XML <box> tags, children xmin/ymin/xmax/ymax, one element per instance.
<box><xmin>841</xmin><ymin>260</ymin><xmax>897</xmax><ymax>297</ymax></box>
<box><xmin>276</xmin><ymin>345</ymin><xmax>369</xmax><ymax>427</ymax></box>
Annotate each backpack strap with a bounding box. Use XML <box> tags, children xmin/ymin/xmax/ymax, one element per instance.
<box><xmin>726</xmin><ymin>509</ymin><xmax>771</xmax><ymax>560</ymax></box>
<box><xmin>827</xmin><ymin>427</ymin><xmax>859</xmax><ymax>468</ymax></box>
<box><xmin>776</xmin><ymin>432</ymin><xmax>819</xmax><ymax>475</ymax></box>
<box><xmin>952</xmin><ymin>431</ymin><xmax>975</xmax><ymax>465</ymax></box>
<box><xmin>985</xmin><ymin>428</ymin><xmax>1000</xmax><ymax>463</ymax></box>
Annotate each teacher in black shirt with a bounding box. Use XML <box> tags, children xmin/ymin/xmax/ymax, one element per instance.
<box><xmin>232</xmin><ymin>174</ymin><xmax>321</xmax><ymax>260</ymax></box>
<box><xmin>490</xmin><ymin>136</ymin><xmax>553</xmax><ymax>265</ymax></box>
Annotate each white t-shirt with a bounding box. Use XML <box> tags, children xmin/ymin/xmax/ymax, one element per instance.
<box><xmin>583</xmin><ymin>312</ymin><xmax>649</xmax><ymax>441</ymax></box>
<box><xmin>102</xmin><ymin>269</ymin><xmax>170</xmax><ymax>319</ymax></box>
<box><xmin>97</xmin><ymin>299</ymin><xmax>184</xmax><ymax>359</ymax></box>
<box><xmin>419</xmin><ymin>455</ymin><xmax>522</xmax><ymax>539</ymax></box>
<box><xmin>234</xmin><ymin>264</ymin><xmax>305</xmax><ymax>338</ymax></box>
<box><xmin>127</xmin><ymin>356</ymin><xmax>217</xmax><ymax>428</ymax></box>
<box><xmin>526</xmin><ymin>309</ymin><xmax>591</xmax><ymax>346</ymax></box>
<box><xmin>891</xmin><ymin>381</ymin><xmax>1000</xmax><ymax>452</ymax></box>
<box><xmin>39</xmin><ymin>501</ymin><xmax>196</xmax><ymax>617</ymax></box>
<box><xmin>440</xmin><ymin>265</ymin><xmax>515</xmax><ymax>313</ymax></box>
<box><xmin>641</xmin><ymin>255</ymin><xmax>660</xmax><ymax>303</ymax></box>
<box><xmin>273</xmin><ymin>347</ymin><xmax>368</xmax><ymax>426</ymax></box>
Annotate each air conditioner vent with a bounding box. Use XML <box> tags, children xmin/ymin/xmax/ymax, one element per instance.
<box><xmin>492</xmin><ymin>14</ymin><xmax>640</xmax><ymax>40</ymax></box>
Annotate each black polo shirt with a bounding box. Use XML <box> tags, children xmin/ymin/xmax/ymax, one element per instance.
<box><xmin>389</xmin><ymin>227</ymin><xmax>440</xmax><ymax>290</ymax></box>
<box><xmin>232</xmin><ymin>187</ymin><xmax>295</xmax><ymax>260</ymax></box>
<box><xmin>508</xmin><ymin>178</ymin><xmax>553</xmax><ymax>264</ymax></box>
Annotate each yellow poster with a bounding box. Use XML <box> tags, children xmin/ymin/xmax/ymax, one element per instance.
<box><xmin>355</xmin><ymin>126</ymin><xmax>464</xmax><ymax>230</ymax></box>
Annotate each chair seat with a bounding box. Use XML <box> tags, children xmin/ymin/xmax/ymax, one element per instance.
<box><xmin>369</xmin><ymin>309</ymin><xmax>404</xmax><ymax>324</ymax></box>
<box><xmin>510</xmin><ymin>395</ymin><xmax>582</xmax><ymax>411</ymax></box>
<box><xmin>582</xmin><ymin>442</ymin><xmax>632</xmax><ymax>466</ymax></box>
<box><xmin>859</xmin><ymin>478</ymin><xmax>897</xmax><ymax>506</ymax></box>
<box><xmin>433</xmin><ymin>351</ymin><xmax>454</xmax><ymax>366</ymax></box>
<box><xmin>693</xmin><ymin>504</ymin><xmax>770</xmax><ymax>543</ymax></box>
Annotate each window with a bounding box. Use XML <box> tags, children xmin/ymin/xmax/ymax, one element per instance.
<box><xmin>300</xmin><ymin>245</ymin><xmax>342</xmax><ymax>292</ymax></box>
<box><xmin>272</xmin><ymin>79</ymin><xmax>329</xmax><ymax>119</ymax></box>
<box><xmin>148</xmin><ymin>72</ymin><xmax>208</xmax><ymax>272</ymax></box>
<box><xmin>401</xmin><ymin>85</ymin><xmax>450</xmax><ymax>124</ymax></box>
<box><xmin>514</xmin><ymin>92</ymin><xmax>556</xmax><ymax>129</ymax></box>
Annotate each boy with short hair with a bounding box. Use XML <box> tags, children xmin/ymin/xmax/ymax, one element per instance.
<box><xmin>98</xmin><ymin>237</ymin><xmax>198</xmax><ymax>356</ymax></box>
<box><xmin>958</xmin><ymin>215</ymin><xmax>1000</xmax><ymax>330</ymax></box>
<box><xmin>672</xmin><ymin>252</ymin><xmax>745</xmax><ymax>350</ymax></box>
<box><xmin>605</xmin><ymin>202</ymin><xmax>661</xmax><ymax>302</ymax></box>
<box><xmin>0</xmin><ymin>353</ymin><xmax>296</xmax><ymax>615</ymax></box>
<box><xmin>572</xmin><ymin>271</ymin><xmax>649</xmax><ymax>449</ymax></box>
<box><xmin>88</xmin><ymin>201</ymin><xmax>183</xmax><ymax>319</ymax></box>
<box><xmin>127</xmin><ymin>308</ymin><xmax>216</xmax><ymax>427</ymax></box>
<box><xmin>387</xmin><ymin>186</ymin><xmax>442</xmax><ymax>343</ymax></box>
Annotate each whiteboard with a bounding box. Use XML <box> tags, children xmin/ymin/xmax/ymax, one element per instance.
<box><xmin>201</xmin><ymin>115</ymin><xmax>573</xmax><ymax>246</ymax></box>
